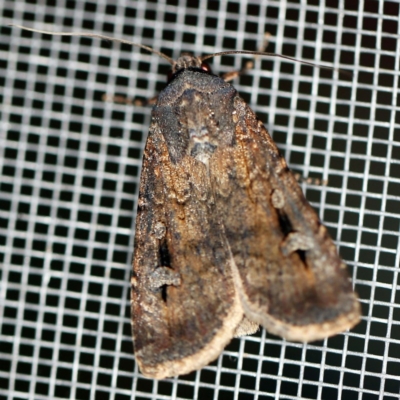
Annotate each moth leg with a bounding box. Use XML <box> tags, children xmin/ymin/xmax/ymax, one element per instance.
<box><xmin>293</xmin><ymin>172</ymin><xmax>328</xmax><ymax>186</ymax></box>
<box><xmin>102</xmin><ymin>93</ymin><xmax>159</xmax><ymax>106</ymax></box>
<box><xmin>221</xmin><ymin>61</ymin><xmax>255</xmax><ymax>82</ymax></box>
<box><xmin>222</xmin><ymin>32</ymin><xmax>271</xmax><ymax>82</ymax></box>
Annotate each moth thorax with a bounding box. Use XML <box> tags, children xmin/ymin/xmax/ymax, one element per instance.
<box><xmin>173</xmin><ymin>54</ymin><xmax>203</xmax><ymax>73</ymax></box>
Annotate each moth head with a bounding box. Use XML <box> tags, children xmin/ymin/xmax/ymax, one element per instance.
<box><xmin>168</xmin><ymin>53</ymin><xmax>212</xmax><ymax>80</ymax></box>
<box><xmin>173</xmin><ymin>53</ymin><xmax>202</xmax><ymax>72</ymax></box>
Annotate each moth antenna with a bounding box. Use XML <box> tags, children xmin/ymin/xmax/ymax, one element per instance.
<box><xmin>201</xmin><ymin>50</ymin><xmax>352</xmax><ymax>77</ymax></box>
<box><xmin>9</xmin><ymin>24</ymin><xmax>175</xmax><ymax>66</ymax></box>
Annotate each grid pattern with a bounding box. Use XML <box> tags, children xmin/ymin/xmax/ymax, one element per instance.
<box><xmin>1</xmin><ymin>1</ymin><xmax>399</xmax><ymax>399</ymax></box>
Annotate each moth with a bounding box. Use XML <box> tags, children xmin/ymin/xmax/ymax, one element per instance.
<box><xmin>12</xmin><ymin>25</ymin><xmax>361</xmax><ymax>380</ymax></box>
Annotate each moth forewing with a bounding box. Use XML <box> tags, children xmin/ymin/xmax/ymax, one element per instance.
<box><xmin>213</xmin><ymin>99</ymin><xmax>361</xmax><ymax>342</ymax></box>
<box><xmin>131</xmin><ymin>111</ymin><xmax>244</xmax><ymax>379</ymax></box>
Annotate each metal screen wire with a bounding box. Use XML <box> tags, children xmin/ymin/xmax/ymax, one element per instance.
<box><xmin>1</xmin><ymin>1</ymin><xmax>399</xmax><ymax>399</ymax></box>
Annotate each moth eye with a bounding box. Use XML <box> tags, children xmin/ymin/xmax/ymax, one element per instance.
<box><xmin>201</xmin><ymin>62</ymin><xmax>212</xmax><ymax>73</ymax></box>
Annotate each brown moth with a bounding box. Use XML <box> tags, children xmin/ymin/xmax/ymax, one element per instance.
<box><xmin>131</xmin><ymin>54</ymin><xmax>361</xmax><ymax>379</ymax></box>
<box><xmin>12</xmin><ymin>25</ymin><xmax>361</xmax><ymax>380</ymax></box>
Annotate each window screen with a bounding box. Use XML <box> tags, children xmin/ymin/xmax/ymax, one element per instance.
<box><xmin>1</xmin><ymin>1</ymin><xmax>399</xmax><ymax>399</ymax></box>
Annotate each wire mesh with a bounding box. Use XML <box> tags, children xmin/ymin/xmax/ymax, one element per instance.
<box><xmin>0</xmin><ymin>1</ymin><xmax>399</xmax><ymax>399</ymax></box>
